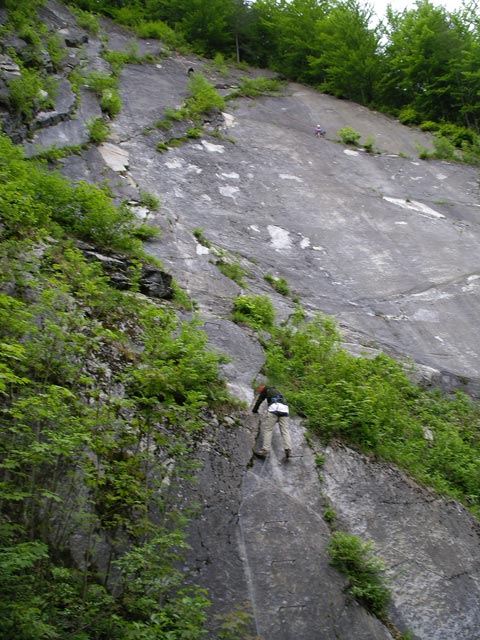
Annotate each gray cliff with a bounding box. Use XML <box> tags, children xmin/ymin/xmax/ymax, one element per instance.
<box><xmin>4</xmin><ymin>3</ymin><xmax>480</xmax><ymax>638</ymax></box>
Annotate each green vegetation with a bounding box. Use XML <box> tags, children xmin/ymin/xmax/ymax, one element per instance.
<box><xmin>0</xmin><ymin>135</ymin><xmax>152</xmax><ymax>252</ymax></box>
<box><xmin>194</xmin><ymin>228</ymin><xmax>212</xmax><ymax>248</ymax></box>
<box><xmin>231</xmin><ymin>295</ymin><xmax>275</xmax><ymax>331</ymax></box>
<box><xmin>259</xmin><ymin>309</ymin><xmax>480</xmax><ymax>518</ymax></box>
<box><xmin>70</xmin><ymin>5</ymin><xmax>100</xmax><ymax>34</ymax></box>
<box><xmin>66</xmin><ymin>0</ymin><xmax>480</xmax><ymax>162</ymax></box>
<box><xmin>0</xmin><ymin>129</ymin><xmax>232</xmax><ymax>638</ymax></box>
<box><xmin>133</xmin><ymin>20</ymin><xmax>185</xmax><ymax>49</ymax></box>
<box><xmin>338</xmin><ymin>126</ymin><xmax>362</xmax><ymax>146</ymax></box>
<box><xmin>186</xmin><ymin>73</ymin><xmax>226</xmax><ymax>119</ymax></box>
<box><xmin>87</xmin><ymin>116</ymin><xmax>110</xmax><ymax>143</ymax></box>
<box><xmin>227</xmin><ymin>76</ymin><xmax>284</xmax><ymax>99</ymax></box>
<box><xmin>264</xmin><ymin>274</ymin><xmax>290</xmax><ymax>296</ymax></box>
<box><xmin>323</xmin><ymin>506</ymin><xmax>336</xmax><ymax>523</ymax></box>
<box><xmin>139</xmin><ymin>189</ymin><xmax>161</xmax><ymax>211</ymax></box>
<box><xmin>81</xmin><ymin>71</ymin><xmax>122</xmax><ymax>118</ymax></box>
<box><xmin>315</xmin><ymin>454</ymin><xmax>326</xmax><ymax>468</ymax></box>
<box><xmin>215</xmin><ymin>258</ymin><xmax>248</xmax><ymax>286</ymax></box>
<box><xmin>328</xmin><ymin>531</ymin><xmax>390</xmax><ymax>616</ymax></box>
<box><xmin>7</xmin><ymin>68</ymin><xmax>55</xmax><ymax>119</ymax></box>
<box><xmin>154</xmin><ymin>74</ymin><xmax>225</xmax><ymax>150</ymax></box>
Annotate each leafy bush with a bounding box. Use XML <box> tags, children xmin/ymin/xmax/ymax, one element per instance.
<box><xmin>437</xmin><ymin>123</ymin><xmax>477</xmax><ymax>148</ymax></box>
<box><xmin>0</xmin><ymin>134</ymin><xmax>144</xmax><ymax>253</ymax></box>
<box><xmin>363</xmin><ymin>136</ymin><xmax>376</xmax><ymax>153</ymax></box>
<box><xmin>431</xmin><ymin>135</ymin><xmax>457</xmax><ymax>160</ymax></box>
<box><xmin>186</xmin><ymin>73</ymin><xmax>225</xmax><ymax>119</ymax></box>
<box><xmin>193</xmin><ymin>228</ymin><xmax>212</xmax><ymax>248</ymax></box>
<box><xmin>338</xmin><ymin>126</ymin><xmax>361</xmax><ymax>146</ymax></box>
<box><xmin>139</xmin><ymin>190</ymin><xmax>160</xmax><ymax>211</ymax></box>
<box><xmin>87</xmin><ymin>116</ymin><xmax>110</xmax><ymax>143</ymax></box>
<box><xmin>102</xmin><ymin>50</ymin><xmax>130</xmax><ymax>75</ymax></box>
<box><xmin>46</xmin><ymin>34</ymin><xmax>66</xmax><ymax>70</ymax></box>
<box><xmin>216</xmin><ymin>259</ymin><xmax>248</xmax><ymax>286</ymax></box>
<box><xmin>164</xmin><ymin>106</ymin><xmax>185</xmax><ymax>121</ymax></box>
<box><xmin>232</xmin><ymin>295</ymin><xmax>275</xmax><ymax>331</ymax></box>
<box><xmin>227</xmin><ymin>76</ymin><xmax>283</xmax><ymax>99</ymax></box>
<box><xmin>0</xmin><ymin>123</ymin><xmax>231</xmax><ymax>634</ymax></box>
<box><xmin>398</xmin><ymin>107</ymin><xmax>420</xmax><ymax>125</ymax></box>
<box><xmin>419</xmin><ymin>121</ymin><xmax>440</xmax><ymax>132</ymax></box>
<box><xmin>212</xmin><ymin>52</ymin><xmax>228</xmax><ymax>77</ymax></box>
<box><xmin>264</xmin><ymin>274</ymin><xmax>290</xmax><ymax>296</ymax></box>
<box><xmin>100</xmin><ymin>88</ymin><xmax>122</xmax><ymax>117</ymax></box>
<box><xmin>7</xmin><ymin>68</ymin><xmax>48</xmax><ymax>119</ymax></box>
<box><xmin>134</xmin><ymin>20</ymin><xmax>184</xmax><ymax>48</ymax></box>
<box><xmin>70</xmin><ymin>6</ymin><xmax>100</xmax><ymax>34</ymax></box>
<box><xmin>262</xmin><ymin>310</ymin><xmax>480</xmax><ymax>517</ymax></box>
<box><xmin>82</xmin><ymin>70</ymin><xmax>117</xmax><ymax>94</ymax></box>
<box><xmin>328</xmin><ymin>531</ymin><xmax>390</xmax><ymax>616</ymax></box>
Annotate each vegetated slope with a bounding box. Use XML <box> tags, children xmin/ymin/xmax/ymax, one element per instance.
<box><xmin>2</xmin><ymin>2</ymin><xmax>480</xmax><ymax>639</ymax></box>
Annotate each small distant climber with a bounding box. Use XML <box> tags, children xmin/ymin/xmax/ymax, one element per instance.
<box><xmin>252</xmin><ymin>385</ymin><xmax>292</xmax><ymax>460</ymax></box>
<box><xmin>315</xmin><ymin>124</ymin><xmax>326</xmax><ymax>137</ymax></box>
<box><xmin>187</xmin><ymin>67</ymin><xmax>195</xmax><ymax>76</ymax></box>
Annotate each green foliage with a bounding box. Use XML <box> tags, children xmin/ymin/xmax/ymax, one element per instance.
<box><xmin>139</xmin><ymin>190</ymin><xmax>161</xmax><ymax>211</ymax></box>
<box><xmin>30</xmin><ymin>144</ymin><xmax>84</xmax><ymax>163</ymax></box>
<box><xmin>323</xmin><ymin>506</ymin><xmax>336</xmax><ymax>523</ymax></box>
<box><xmin>214</xmin><ymin>604</ymin><xmax>257</xmax><ymax>640</ymax></box>
<box><xmin>261</xmin><ymin>310</ymin><xmax>480</xmax><ymax>517</ymax></box>
<box><xmin>315</xmin><ymin>454</ymin><xmax>326</xmax><ymax>468</ymax></box>
<box><xmin>363</xmin><ymin>136</ymin><xmax>376</xmax><ymax>153</ymax></box>
<box><xmin>7</xmin><ymin>67</ymin><xmax>50</xmax><ymax>119</ymax></box>
<box><xmin>46</xmin><ymin>34</ymin><xmax>67</xmax><ymax>70</ymax></box>
<box><xmin>87</xmin><ymin>116</ymin><xmax>110</xmax><ymax>143</ymax></box>
<box><xmin>212</xmin><ymin>52</ymin><xmax>228</xmax><ymax>76</ymax></box>
<box><xmin>0</xmin><ymin>154</ymin><xmax>230</xmax><ymax>635</ymax></box>
<box><xmin>328</xmin><ymin>531</ymin><xmax>390</xmax><ymax>616</ymax></box>
<box><xmin>398</xmin><ymin>107</ymin><xmax>420</xmax><ymax>125</ymax></box>
<box><xmin>215</xmin><ymin>257</ymin><xmax>248</xmax><ymax>286</ymax></box>
<box><xmin>228</xmin><ymin>76</ymin><xmax>283</xmax><ymax>99</ymax></box>
<box><xmin>134</xmin><ymin>20</ymin><xmax>185</xmax><ymax>48</ymax></box>
<box><xmin>83</xmin><ymin>70</ymin><xmax>117</xmax><ymax>94</ymax></box>
<box><xmin>0</xmin><ymin>133</ymin><xmax>145</xmax><ymax>253</ymax></box>
<box><xmin>264</xmin><ymin>274</ymin><xmax>290</xmax><ymax>296</ymax></box>
<box><xmin>194</xmin><ymin>228</ymin><xmax>212</xmax><ymax>248</ymax></box>
<box><xmin>186</xmin><ymin>73</ymin><xmax>226</xmax><ymax>119</ymax></box>
<box><xmin>338</xmin><ymin>126</ymin><xmax>362</xmax><ymax>146</ymax></box>
<box><xmin>309</xmin><ymin>1</ymin><xmax>380</xmax><ymax>104</ymax></box>
<box><xmin>231</xmin><ymin>295</ymin><xmax>275</xmax><ymax>331</ymax></box>
<box><xmin>100</xmin><ymin>87</ymin><xmax>122</xmax><ymax>117</ymax></box>
<box><xmin>70</xmin><ymin>6</ymin><xmax>100</xmax><ymax>34</ymax></box>
<box><xmin>416</xmin><ymin>122</ymin><xmax>480</xmax><ymax>164</ymax></box>
<box><xmin>431</xmin><ymin>135</ymin><xmax>457</xmax><ymax>160</ymax></box>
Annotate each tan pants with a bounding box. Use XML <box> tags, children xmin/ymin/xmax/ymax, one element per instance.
<box><xmin>262</xmin><ymin>411</ymin><xmax>292</xmax><ymax>451</ymax></box>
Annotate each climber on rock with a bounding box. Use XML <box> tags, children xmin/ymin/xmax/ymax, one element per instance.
<box><xmin>252</xmin><ymin>385</ymin><xmax>292</xmax><ymax>460</ymax></box>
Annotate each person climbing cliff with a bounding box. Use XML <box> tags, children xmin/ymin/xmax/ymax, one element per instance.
<box><xmin>252</xmin><ymin>385</ymin><xmax>292</xmax><ymax>460</ymax></box>
<box><xmin>315</xmin><ymin>124</ymin><xmax>326</xmax><ymax>137</ymax></box>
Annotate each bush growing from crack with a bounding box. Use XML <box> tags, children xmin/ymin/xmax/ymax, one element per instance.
<box><xmin>328</xmin><ymin>531</ymin><xmax>390</xmax><ymax>616</ymax></box>
<box><xmin>231</xmin><ymin>295</ymin><xmax>275</xmax><ymax>331</ymax></box>
<box><xmin>338</xmin><ymin>126</ymin><xmax>362</xmax><ymax>146</ymax></box>
<box><xmin>264</xmin><ymin>274</ymin><xmax>290</xmax><ymax>296</ymax></box>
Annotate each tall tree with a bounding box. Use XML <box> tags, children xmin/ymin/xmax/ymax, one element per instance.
<box><xmin>378</xmin><ymin>1</ymin><xmax>466</xmax><ymax>123</ymax></box>
<box><xmin>309</xmin><ymin>0</ymin><xmax>380</xmax><ymax>104</ymax></box>
<box><xmin>249</xmin><ymin>0</ymin><xmax>327</xmax><ymax>81</ymax></box>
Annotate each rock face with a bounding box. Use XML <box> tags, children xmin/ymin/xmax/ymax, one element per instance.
<box><xmin>322</xmin><ymin>445</ymin><xmax>480</xmax><ymax>640</ymax></box>
<box><xmin>5</xmin><ymin>4</ymin><xmax>480</xmax><ymax>638</ymax></box>
<box><xmin>79</xmin><ymin>243</ymin><xmax>174</xmax><ymax>298</ymax></box>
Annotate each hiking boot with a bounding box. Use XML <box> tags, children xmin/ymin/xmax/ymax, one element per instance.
<box><xmin>284</xmin><ymin>449</ymin><xmax>291</xmax><ymax>459</ymax></box>
<box><xmin>254</xmin><ymin>448</ymin><xmax>268</xmax><ymax>459</ymax></box>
